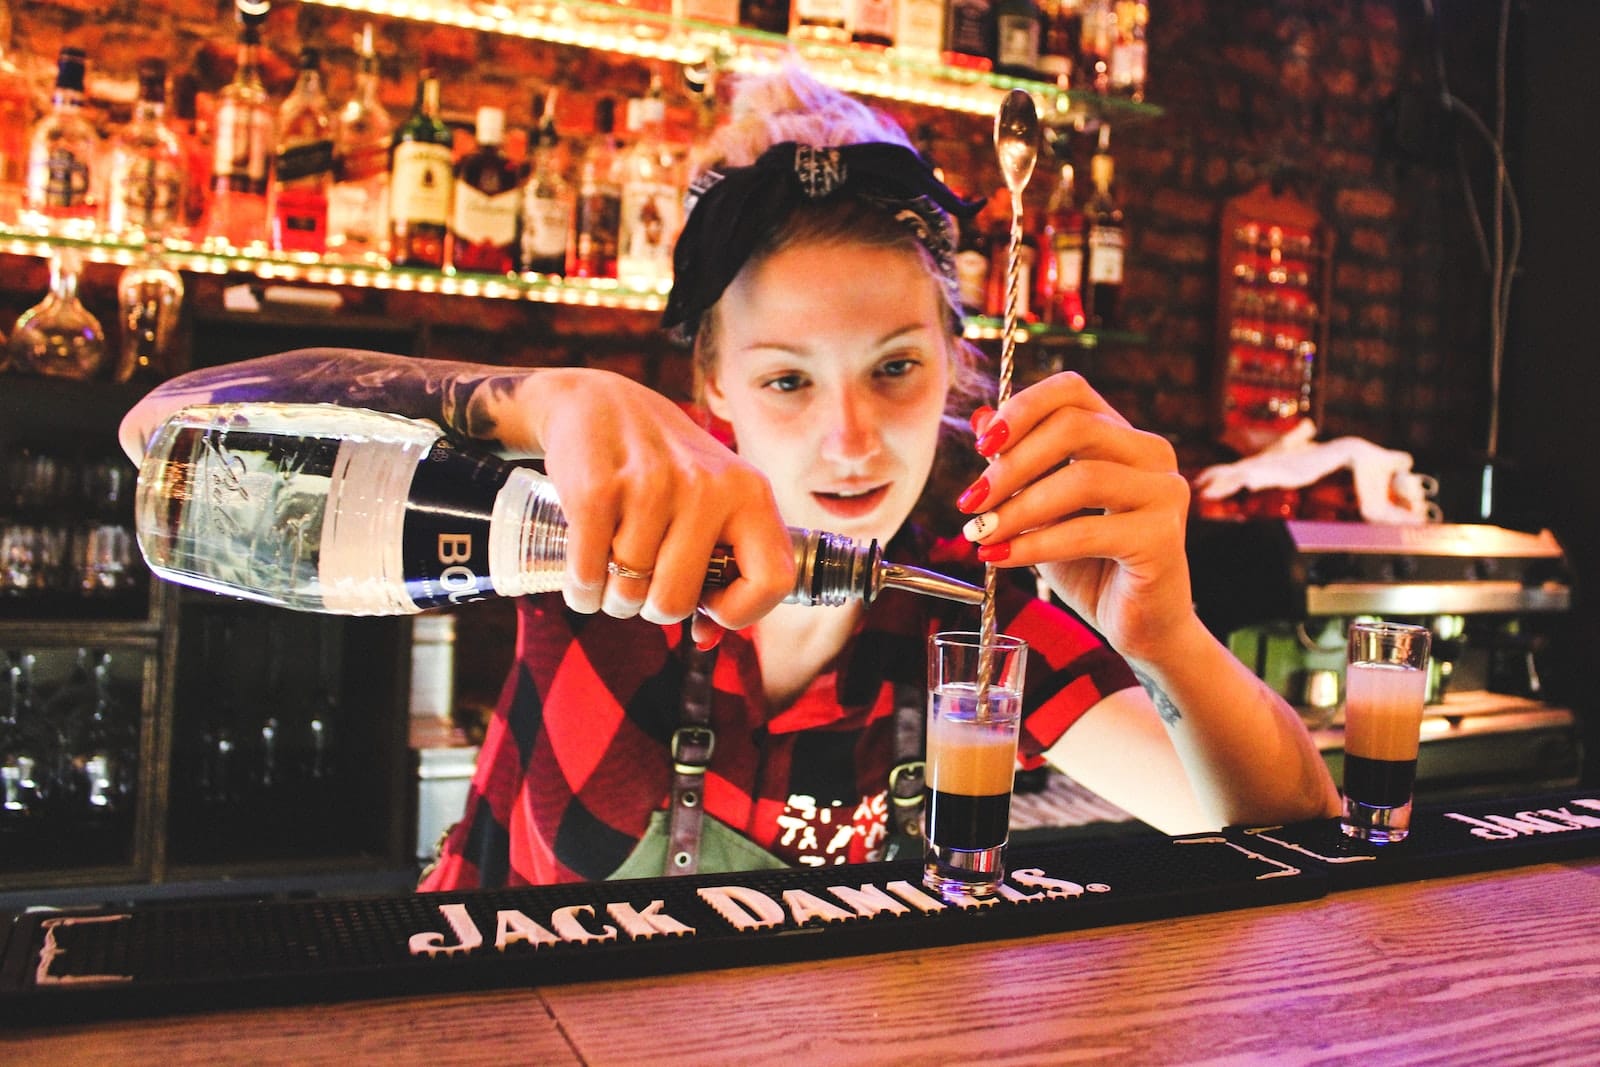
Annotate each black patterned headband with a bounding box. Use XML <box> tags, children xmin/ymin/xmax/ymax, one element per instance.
<box><xmin>661</xmin><ymin>141</ymin><xmax>985</xmax><ymax>340</ymax></box>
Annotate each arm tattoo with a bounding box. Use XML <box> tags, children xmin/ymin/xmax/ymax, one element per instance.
<box><xmin>1133</xmin><ymin>667</ymin><xmax>1183</xmax><ymax>726</ymax></box>
<box><xmin>144</xmin><ymin>348</ymin><xmax>528</xmax><ymax>453</ymax></box>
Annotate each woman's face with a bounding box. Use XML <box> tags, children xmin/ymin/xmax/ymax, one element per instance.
<box><xmin>703</xmin><ymin>239</ymin><xmax>952</xmax><ymax>547</ymax></box>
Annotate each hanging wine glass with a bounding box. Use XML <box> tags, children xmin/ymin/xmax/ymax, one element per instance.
<box><xmin>6</xmin><ymin>246</ymin><xmax>107</xmax><ymax>380</ymax></box>
<box><xmin>114</xmin><ymin>248</ymin><xmax>184</xmax><ymax>384</ymax></box>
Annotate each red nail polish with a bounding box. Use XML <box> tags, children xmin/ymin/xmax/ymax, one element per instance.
<box><xmin>956</xmin><ymin>476</ymin><xmax>989</xmax><ymax>514</ymax></box>
<box><xmin>970</xmin><ymin>406</ymin><xmax>995</xmax><ymax>434</ymax></box>
<box><xmin>695</xmin><ymin>630</ymin><xmax>724</xmax><ymax>651</ymax></box>
<box><xmin>976</xmin><ymin>419</ymin><xmax>1010</xmax><ymax>457</ymax></box>
<box><xmin>976</xmin><ymin>541</ymin><xmax>1011</xmax><ymax>563</ymax></box>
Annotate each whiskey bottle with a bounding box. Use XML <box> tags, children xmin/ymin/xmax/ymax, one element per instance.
<box><xmin>1082</xmin><ymin>127</ymin><xmax>1123</xmax><ymax>329</ymax></box>
<box><xmin>133</xmin><ymin>403</ymin><xmax>984</xmax><ymax>615</ymax></box>
<box><xmin>207</xmin><ymin>1</ymin><xmax>274</xmax><ymax>250</ymax></box>
<box><xmin>518</xmin><ymin>90</ymin><xmax>573</xmax><ymax>275</ymax></box>
<box><xmin>450</xmin><ymin>105</ymin><xmax>520</xmax><ymax>274</ymax></box>
<box><xmin>567</xmin><ymin>96</ymin><xmax>621</xmax><ymax>280</ymax></box>
<box><xmin>105</xmin><ymin>58</ymin><xmax>187</xmax><ymax>243</ymax></box>
<box><xmin>993</xmin><ymin>0</ymin><xmax>1042</xmax><ymax>79</ymax></box>
<box><xmin>22</xmin><ymin>46</ymin><xmax>101</xmax><ymax>238</ymax></box>
<box><xmin>944</xmin><ymin>0</ymin><xmax>994</xmax><ymax>71</ymax></box>
<box><xmin>1036</xmin><ymin>0</ymin><xmax>1080</xmax><ymax>84</ymax></box>
<box><xmin>270</xmin><ymin>47</ymin><xmax>334</xmax><ymax>254</ymax></box>
<box><xmin>327</xmin><ymin>23</ymin><xmax>393</xmax><ymax>262</ymax></box>
<box><xmin>388</xmin><ymin>71</ymin><xmax>453</xmax><ymax>270</ymax></box>
<box><xmin>851</xmin><ymin>0</ymin><xmax>896</xmax><ymax>48</ymax></box>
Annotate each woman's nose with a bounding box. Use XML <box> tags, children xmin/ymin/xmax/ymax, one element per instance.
<box><xmin>817</xmin><ymin>390</ymin><xmax>883</xmax><ymax>467</ymax></box>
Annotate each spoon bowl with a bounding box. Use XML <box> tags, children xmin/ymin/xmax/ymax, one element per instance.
<box><xmin>994</xmin><ymin>90</ymin><xmax>1040</xmax><ymax>197</ymax></box>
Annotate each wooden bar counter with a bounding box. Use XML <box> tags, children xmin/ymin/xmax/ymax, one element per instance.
<box><xmin>6</xmin><ymin>856</ymin><xmax>1599</xmax><ymax>1064</ymax></box>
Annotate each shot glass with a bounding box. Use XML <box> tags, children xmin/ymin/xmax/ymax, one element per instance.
<box><xmin>1341</xmin><ymin>620</ymin><xmax>1432</xmax><ymax>845</ymax></box>
<box><xmin>923</xmin><ymin>631</ymin><xmax>1028</xmax><ymax>900</ymax></box>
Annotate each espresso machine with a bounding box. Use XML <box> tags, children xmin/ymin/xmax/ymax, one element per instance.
<box><xmin>1186</xmin><ymin>519</ymin><xmax>1581</xmax><ymax>801</ymax></box>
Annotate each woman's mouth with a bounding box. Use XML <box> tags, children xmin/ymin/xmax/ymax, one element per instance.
<box><xmin>812</xmin><ymin>484</ymin><xmax>890</xmax><ymax>520</ymax></box>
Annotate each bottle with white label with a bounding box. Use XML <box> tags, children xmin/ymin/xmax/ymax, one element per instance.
<box><xmin>450</xmin><ymin>105</ymin><xmax>519</xmax><ymax>274</ymax></box>
<box><xmin>615</xmin><ymin>82</ymin><xmax>682</xmax><ymax>292</ymax></box>
<box><xmin>132</xmin><ymin>403</ymin><xmax>984</xmax><ymax>615</ymax></box>
<box><xmin>518</xmin><ymin>90</ymin><xmax>573</xmax><ymax>275</ymax></box>
<box><xmin>1083</xmin><ymin>126</ymin><xmax>1123</xmax><ymax>329</ymax></box>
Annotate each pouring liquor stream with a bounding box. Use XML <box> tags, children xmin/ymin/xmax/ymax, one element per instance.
<box><xmin>978</xmin><ymin>90</ymin><xmax>1040</xmax><ymax>696</ymax></box>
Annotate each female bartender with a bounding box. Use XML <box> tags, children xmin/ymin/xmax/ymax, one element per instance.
<box><xmin>120</xmin><ymin>66</ymin><xmax>1339</xmax><ymax>887</ymax></box>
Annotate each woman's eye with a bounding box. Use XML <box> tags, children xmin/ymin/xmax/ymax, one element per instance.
<box><xmin>879</xmin><ymin>355</ymin><xmax>921</xmax><ymax>379</ymax></box>
<box><xmin>762</xmin><ymin>373</ymin><xmax>807</xmax><ymax>393</ymax></box>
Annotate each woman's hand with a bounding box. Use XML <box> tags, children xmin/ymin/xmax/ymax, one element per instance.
<box><xmin>958</xmin><ymin>372</ymin><xmax>1195</xmax><ymax>664</ymax></box>
<box><xmin>526</xmin><ymin>369</ymin><xmax>797</xmax><ymax>644</ymax></box>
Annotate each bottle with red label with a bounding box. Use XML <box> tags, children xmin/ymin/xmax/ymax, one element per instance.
<box><xmin>270</xmin><ymin>47</ymin><xmax>334</xmax><ymax>254</ymax></box>
<box><xmin>1035</xmin><ymin>158</ymin><xmax>1085</xmax><ymax>330</ymax></box>
<box><xmin>567</xmin><ymin>97</ymin><xmax>622</xmax><ymax>280</ymax></box>
<box><xmin>450</xmin><ymin>106</ymin><xmax>520</xmax><ymax>274</ymax></box>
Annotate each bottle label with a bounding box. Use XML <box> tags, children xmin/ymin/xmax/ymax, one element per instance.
<box><xmin>275</xmin><ymin>138</ymin><xmax>335</xmax><ymax>184</ymax></box>
<box><xmin>956</xmin><ymin>248</ymin><xmax>988</xmax><ymax>313</ymax></box>
<box><xmin>116</xmin><ymin>156</ymin><xmax>185</xmax><ymax>232</ymax></box>
<box><xmin>947</xmin><ymin>0</ymin><xmax>993</xmax><ymax>56</ymax></box>
<box><xmin>338</xmin><ymin>140</ymin><xmax>390</xmax><ymax>184</ymax></box>
<box><xmin>794</xmin><ymin>0</ymin><xmax>850</xmax><ymax>29</ymax></box>
<box><xmin>451</xmin><ymin>184</ymin><xmax>519</xmax><ymax>247</ymax></box>
<box><xmin>400</xmin><ymin>441</ymin><xmax>516</xmax><ymax>610</ymax></box>
<box><xmin>328</xmin><ymin>177</ymin><xmax>388</xmax><ymax>250</ymax></box>
<box><xmin>521</xmin><ymin>187</ymin><xmax>573</xmax><ymax>268</ymax></box>
<box><xmin>996</xmin><ymin>15</ymin><xmax>1041</xmax><ymax>69</ymax></box>
<box><xmin>214</xmin><ymin>102</ymin><xmax>272</xmax><ymax>190</ymax></box>
<box><xmin>1051</xmin><ymin>232</ymin><xmax>1084</xmax><ymax>293</ymax></box>
<box><xmin>617</xmin><ymin>179</ymin><xmax>681</xmax><ymax>288</ymax></box>
<box><xmin>895</xmin><ymin>0</ymin><xmax>946</xmax><ymax>55</ymax></box>
<box><xmin>1111</xmin><ymin>40</ymin><xmax>1146</xmax><ymax>90</ymax></box>
<box><xmin>391</xmin><ymin>142</ymin><xmax>454</xmax><ymax>226</ymax></box>
<box><xmin>853</xmin><ymin>0</ymin><xmax>896</xmax><ymax>41</ymax></box>
<box><xmin>42</xmin><ymin>147</ymin><xmax>90</xmax><ymax>207</ymax></box>
<box><xmin>1088</xmin><ymin>225</ymin><xmax>1124</xmax><ymax>284</ymax></box>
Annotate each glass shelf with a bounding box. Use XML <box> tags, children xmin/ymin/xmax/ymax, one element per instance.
<box><xmin>299</xmin><ymin>0</ymin><xmax>1163</xmax><ymax>123</ymax></box>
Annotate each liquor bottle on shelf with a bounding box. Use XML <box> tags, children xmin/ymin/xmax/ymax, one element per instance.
<box><xmin>567</xmin><ymin>96</ymin><xmax>621</xmax><ymax>280</ymax></box>
<box><xmin>1109</xmin><ymin>0</ymin><xmax>1147</xmax><ymax>101</ymax></box>
<box><xmin>851</xmin><ymin>0</ymin><xmax>896</xmax><ymax>48</ymax></box>
<box><xmin>740</xmin><ymin>0</ymin><xmax>791</xmax><ymax>34</ymax></box>
<box><xmin>450</xmin><ymin>105</ymin><xmax>520</xmax><ymax>274</ymax></box>
<box><xmin>519</xmin><ymin>89</ymin><xmax>572</xmax><ymax>275</ymax></box>
<box><xmin>616</xmin><ymin>79</ymin><xmax>682</xmax><ymax>292</ymax></box>
<box><xmin>1078</xmin><ymin>0</ymin><xmax>1114</xmax><ymax>93</ymax></box>
<box><xmin>893</xmin><ymin>0</ymin><xmax>944</xmax><ymax>61</ymax></box>
<box><xmin>77</xmin><ymin>652</ymin><xmax>135</xmax><ymax>821</ymax></box>
<box><xmin>1036</xmin><ymin>158</ymin><xmax>1085</xmax><ymax>330</ymax></box>
<box><xmin>22</xmin><ymin>46</ymin><xmax>101</xmax><ymax>238</ymax></box>
<box><xmin>993</xmin><ymin>0</ymin><xmax>1042</xmax><ymax>79</ymax></box>
<box><xmin>983</xmin><ymin>188</ymin><xmax>1035</xmax><ymax>322</ymax></box>
<box><xmin>790</xmin><ymin>0</ymin><xmax>852</xmax><ymax>45</ymax></box>
<box><xmin>953</xmin><ymin>199</ymin><xmax>992</xmax><ymax>318</ymax></box>
<box><xmin>132</xmin><ymin>404</ymin><xmax>984</xmax><ymax>615</ymax></box>
<box><xmin>206</xmin><ymin>0</ymin><xmax>274</xmax><ymax>250</ymax></box>
<box><xmin>6</xmin><ymin>248</ymin><xmax>106</xmax><ymax>379</ymax></box>
<box><xmin>105</xmin><ymin>58</ymin><xmax>186</xmax><ymax>244</ymax></box>
<box><xmin>388</xmin><ymin>70</ymin><xmax>453</xmax><ymax>270</ymax></box>
<box><xmin>270</xmin><ymin>47</ymin><xmax>334</xmax><ymax>255</ymax></box>
<box><xmin>1082</xmin><ymin>125</ymin><xmax>1123</xmax><ymax>329</ymax></box>
<box><xmin>169</xmin><ymin>74</ymin><xmax>213</xmax><ymax>237</ymax></box>
<box><xmin>1037</xmin><ymin>0</ymin><xmax>1079</xmax><ymax>85</ymax></box>
<box><xmin>943</xmin><ymin>0</ymin><xmax>994</xmax><ymax>71</ymax></box>
<box><xmin>0</xmin><ymin>0</ymin><xmax>31</xmax><ymax>226</ymax></box>
<box><xmin>327</xmin><ymin>24</ymin><xmax>392</xmax><ymax>263</ymax></box>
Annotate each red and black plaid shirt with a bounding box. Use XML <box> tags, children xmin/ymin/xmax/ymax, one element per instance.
<box><xmin>420</xmin><ymin>540</ymin><xmax>1137</xmax><ymax>890</ymax></box>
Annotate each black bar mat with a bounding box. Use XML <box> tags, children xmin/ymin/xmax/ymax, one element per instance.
<box><xmin>1235</xmin><ymin>788</ymin><xmax>1600</xmax><ymax>890</ymax></box>
<box><xmin>0</xmin><ymin>830</ymin><xmax>1321</xmax><ymax>1025</ymax></box>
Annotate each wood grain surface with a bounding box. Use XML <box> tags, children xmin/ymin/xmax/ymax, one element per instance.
<box><xmin>7</xmin><ymin>860</ymin><xmax>1600</xmax><ymax>1065</ymax></box>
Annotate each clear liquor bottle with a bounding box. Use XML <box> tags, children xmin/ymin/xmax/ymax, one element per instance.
<box><xmin>270</xmin><ymin>47</ymin><xmax>334</xmax><ymax>255</ymax></box>
<box><xmin>105</xmin><ymin>58</ymin><xmax>187</xmax><ymax>244</ymax></box>
<box><xmin>567</xmin><ymin>96</ymin><xmax>621</xmax><ymax>280</ymax></box>
<box><xmin>206</xmin><ymin>2</ymin><xmax>274</xmax><ymax>250</ymax></box>
<box><xmin>450</xmin><ymin>105</ymin><xmax>519</xmax><ymax>274</ymax></box>
<box><xmin>615</xmin><ymin>81</ymin><xmax>682</xmax><ymax>292</ymax></box>
<box><xmin>518</xmin><ymin>90</ymin><xmax>573</xmax><ymax>275</ymax></box>
<box><xmin>22</xmin><ymin>46</ymin><xmax>101</xmax><ymax>238</ymax></box>
<box><xmin>1083</xmin><ymin>127</ymin><xmax>1123</xmax><ymax>329</ymax></box>
<box><xmin>327</xmin><ymin>23</ymin><xmax>392</xmax><ymax>262</ymax></box>
<box><xmin>388</xmin><ymin>71</ymin><xmax>453</xmax><ymax>270</ymax></box>
<box><xmin>133</xmin><ymin>403</ymin><xmax>982</xmax><ymax>615</ymax></box>
<box><xmin>0</xmin><ymin>0</ymin><xmax>32</xmax><ymax>226</ymax></box>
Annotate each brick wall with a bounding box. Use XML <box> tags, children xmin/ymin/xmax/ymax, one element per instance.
<box><xmin>4</xmin><ymin>0</ymin><xmax>1489</xmax><ymax>465</ymax></box>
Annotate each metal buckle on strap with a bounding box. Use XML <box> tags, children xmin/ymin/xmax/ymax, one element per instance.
<box><xmin>888</xmin><ymin>759</ymin><xmax>925</xmax><ymax>805</ymax></box>
<box><xmin>671</xmin><ymin>725</ymin><xmax>715</xmax><ymax>775</ymax></box>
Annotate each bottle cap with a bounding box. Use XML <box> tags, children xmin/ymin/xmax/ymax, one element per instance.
<box><xmin>56</xmin><ymin>46</ymin><xmax>87</xmax><ymax>92</ymax></box>
<box><xmin>475</xmin><ymin>105</ymin><xmax>505</xmax><ymax>146</ymax></box>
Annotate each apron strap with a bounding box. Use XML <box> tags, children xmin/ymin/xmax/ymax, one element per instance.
<box><xmin>665</xmin><ymin>634</ymin><xmax>717</xmax><ymax>876</ymax></box>
<box><xmin>883</xmin><ymin>680</ymin><xmax>925</xmax><ymax>860</ymax></box>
